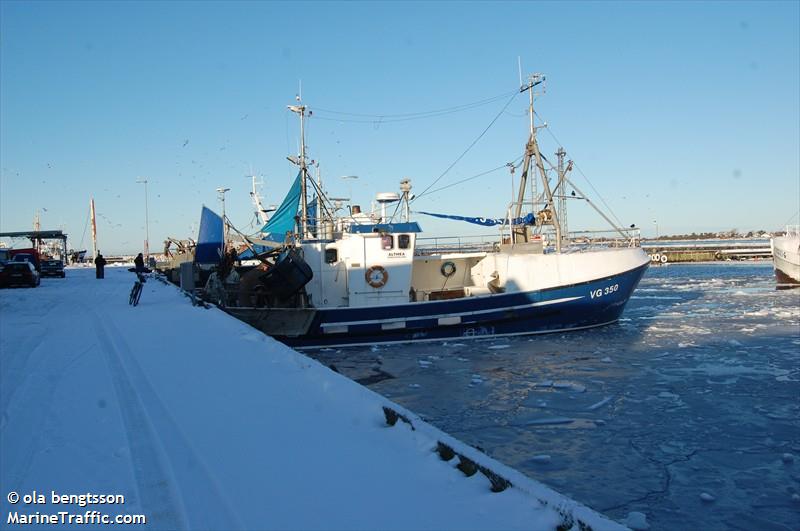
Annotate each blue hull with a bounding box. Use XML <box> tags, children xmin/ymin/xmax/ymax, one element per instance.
<box><xmin>278</xmin><ymin>262</ymin><xmax>649</xmax><ymax>349</ymax></box>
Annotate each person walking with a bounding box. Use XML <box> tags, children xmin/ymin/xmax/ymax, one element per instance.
<box><xmin>95</xmin><ymin>253</ymin><xmax>107</xmax><ymax>279</ymax></box>
<box><xmin>134</xmin><ymin>252</ymin><xmax>145</xmax><ymax>273</ymax></box>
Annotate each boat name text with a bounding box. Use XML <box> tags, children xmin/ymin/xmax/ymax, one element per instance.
<box><xmin>590</xmin><ymin>284</ymin><xmax>619</xmax><ymax>299</ymax></box>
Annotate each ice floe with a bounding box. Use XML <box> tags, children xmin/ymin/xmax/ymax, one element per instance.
<box><xmin>699</xmin><ymin>492</ymin><xmax>715</xmax><ymax>502</ymax></box>
<box><xmin>587</xmin><ymin>397</ymin><xmax>613</xmax><ymax>411</ymax></box>
<box><xmin>553</xmin><ymin>381</ymin><xmax>587</xmax><ymax>393</ymax></box>
<box><xmin>524</xmin><ymin>417</ymin><xmax>575</xmax><ymax>426</ymax></box>
<box><xmin>624</xmin><ymin>511</ymin><xmax>650</xmax><ymax>530</ymax></box>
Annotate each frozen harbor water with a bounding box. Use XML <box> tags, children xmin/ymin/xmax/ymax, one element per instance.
<box><xmin>308</xmin><ymin>263</ymin><xmax>800</xmax><ymax>531</ymax></box>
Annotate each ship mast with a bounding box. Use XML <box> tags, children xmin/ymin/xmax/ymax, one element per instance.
<box><xmin>556</xmin><ymin>147</ymin><xmax>570</xmax><ymax>246</ymax></box>
<box><xmin>90</xmin><ymin>198</ymin><xmax>98</xmax><ymax>259</ymax></box>
<box><xmin>249</xmin><ymin>173</ymin><xmax>270</xmax><ymax>225</ymax></box>
<box><xmin>514</xmin><ymin>73</ymin><xmax>563</xmax><ymax>252</ymax></box>
<box><xmin>288</xmin><ymin>100</ymin><xmax>309</xmax><ymax>239</ymax></box>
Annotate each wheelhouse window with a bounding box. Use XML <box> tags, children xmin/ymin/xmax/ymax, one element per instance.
<box><xmin>325</xmin><ymin>248</ymin><xmax>338</xmax><ymax>264</ymax></box>
<box><xmin>398</xmin><ymin>234</ymin><xmax>411</xmax><ymax>249</ymax></box>
<box><xmin>381</xmin><ymin>235</ymin><xmax>394</xmax><ymax>250</ymax></box>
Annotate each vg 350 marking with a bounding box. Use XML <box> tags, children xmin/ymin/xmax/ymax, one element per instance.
<box><xmin>590</xmin><ymin>283</ymin><xmax>619</xmax><ymax>299</ymax></box>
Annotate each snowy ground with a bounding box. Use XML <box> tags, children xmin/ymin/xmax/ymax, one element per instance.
<box><xmin>310</xmin><ymin>263</ymin><xmax>800</xmax><ymax>531</ymax></box>
<box><xmin>0</xmin><ymin>266</ymin><xmax>625</xmax><ymax>530</ymax></box>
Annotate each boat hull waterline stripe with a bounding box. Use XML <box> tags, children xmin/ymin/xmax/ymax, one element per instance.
<box><xmin>320</xmin><ymin>296</ymin><xmax>584</xmax><ymax>329</ymax></box>
<box><xmin>305</xmin><ymin>319</ymin><xmax>620</xmax><ymax>350</ymax></box>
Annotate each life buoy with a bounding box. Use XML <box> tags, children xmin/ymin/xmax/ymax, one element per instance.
<box><xmin>365</xmin><ymin>265</ymin><xmax>388</xmax><ymax>288</ymax></box>
<box><xmin>440</xmin><ymin>261</ymin><xmax>457</xmax><ymax>278</ymax></box>
<box><xmin>660</xmin><ymin>254</ymin><xmax>668</xmax><ymax>264</ymax></box>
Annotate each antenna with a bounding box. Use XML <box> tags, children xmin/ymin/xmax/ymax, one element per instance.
<box><xmin>517</xmin><ymin>57</ymin><xmax>523</xmax><ymax>88</ymax></box>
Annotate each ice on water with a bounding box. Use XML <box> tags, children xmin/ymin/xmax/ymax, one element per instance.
<box><xmin>308</xmin><ymin>263</ymin><xmax>799</xmax><ymax>531</ymax></box>
<box><xmin>587</xmin><ymin>396</ymin><xmax>613</xmax><ymax>411</ymax></box>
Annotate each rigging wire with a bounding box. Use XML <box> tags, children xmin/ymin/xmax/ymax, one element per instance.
<box><xmin>310</xmin><ymin>89</ymin><xmax>519</xmax><ymax>124</ymax></box>
<box><xmin>422</xmin><ymin>158</ymin><xmax>523</xmax><ymax>198</ymax></box>
<box><xmin>535</xmin><ymin>111</ymin><xmax>626</xmax><ymax>228</ymax></box>
<box><xmin>413</xmin><ymin>91</ymin><xmax>520</xmax><ymax>203</ymax></box>
<box><xmin>780</xmin><ymin>210</ymin><xmax>799</xmax><ymax>227</ymax></box>
<box><xmin>387</xmin><ymin>194</ymin><xmax>404</xmax><ymax>223</ymax></box>
<box><xmin>225</xmin><ymin>216</ymin><xmax>278</xmax><ymax>263</ymax></box>
<box><xmin>244</xmin><ymin>211</ymin><xmax>259</xmax><ymax>232</ymax></box>
<box><xmin>78</xmin><ymin>206</ymin><xmax>90</xmax><ymax>249</ymax></box>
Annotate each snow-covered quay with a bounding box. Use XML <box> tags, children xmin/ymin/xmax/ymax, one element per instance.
<box><xmin>0</xmin><ymin>267</ymin><xmax>625</xmax><ymax>530</ymax></box>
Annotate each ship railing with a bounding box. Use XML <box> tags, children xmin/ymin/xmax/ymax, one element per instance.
<box><xmin>415</xmin><ymin>228</ymin><xmax>641</xmax><ymax>256</ymax></box>
<box><xmin>785</xmin><ymin>225</ymin><xmax>800</xmax><ymax>238</ymax></box>
<box><xmin>498</xmin><ymin>201</ymin><xmax>641</xmax><ymax>249</ymax></box>
<box><xmin>562</xmin><ymin>229</ymin><xmax>642</xmax><ymax>250</ymax></box>
<box><xmin>415</xmin><ymin>235</ymin><xmax>499</xmax><ymax>255</ymax></box>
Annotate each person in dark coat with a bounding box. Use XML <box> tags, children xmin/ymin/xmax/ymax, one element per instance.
<box><xmin>134</xmin><ymin>253</ymin><xmax>145</xmax><ymax>273</ymax></box>
<box><xmin>95</xmin><ymin>253</ymin><xmax>107</xmax><ymax>279</ymax></box>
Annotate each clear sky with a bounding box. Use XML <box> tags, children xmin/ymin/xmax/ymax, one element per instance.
<box><xmin>1</xmin><ymin>1</ymin><xmax>798</xmax><ymax>254</ymax></box>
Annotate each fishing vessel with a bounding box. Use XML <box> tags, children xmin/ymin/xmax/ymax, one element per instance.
<box><xmin>771</xmin><ymin>225</ymin><xmax>800</xmax><ymax>284</ymax></box>
<box><xmin>212</xmin><ymin>75</ymin><xmax>650</xmax><ymax>348</ymax></box>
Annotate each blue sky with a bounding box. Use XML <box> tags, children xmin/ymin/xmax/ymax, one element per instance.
<box><xmin>1</xmin><ymin>1</ymin><xmax>798</xmax><ymax>254</ymax></box>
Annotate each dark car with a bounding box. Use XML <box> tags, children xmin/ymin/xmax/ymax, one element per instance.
<box><xmin>40</xmin><ymin>259</ymin><xmax>66</xmax><ymax>278</ymax></box>
<box><xmin>12</xmin><ymin>253</ymin><xmax>35</xmax><ymax>264</ymax></box>
<box><xmin>0</xmin><ymin>261</ymin><xmax>40</xmax><ymax>288</ymax></box>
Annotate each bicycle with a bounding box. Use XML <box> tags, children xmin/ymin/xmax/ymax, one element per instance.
<box><xmin>129</xmin><ymin>272</ymin><xmax>146</xmax><ymax>306</ymax></box>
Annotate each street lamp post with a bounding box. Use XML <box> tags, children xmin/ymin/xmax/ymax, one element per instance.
<box><xmin>137</xmin><ymin>178</ymin><xmax>150</xmax><ymax>261</ymax></box>
<box><xmin>653</xmin><ymin>220</ymin><xmax>659</xmax><ymax>240</ymax></box>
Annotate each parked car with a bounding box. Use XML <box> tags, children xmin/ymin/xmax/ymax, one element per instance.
<box><xmin>9</xmin><ymin>248</ymin><xmax>41</xmax><ymax>271</ymax></box>
<box><xmin>13</xmin><ymin>253</ymin><xmax>35</xmax><ymax>265</ymax></box>
<box><xmin>40</xmin><ymin>259</ymin><xmax>66</xmax><ymax>278</ymax></box>
<box><xmin>0</xmin><ymin>261</ymin><xmax>40</xmax><ymax>288</ymax></box>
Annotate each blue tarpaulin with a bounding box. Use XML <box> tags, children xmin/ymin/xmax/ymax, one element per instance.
<box><xmin>307</xmin><ymin>196</ymin><xmax>317</xmax><ymax>237</ymax></box>
<box><xmin>195</xmin><ymin>206</ymin><xmax>224</xmax><ymax>264</ymax></box>
<box><xmin>260</xmin><ymin>171</ymin><xmax>302</xmax><ymax>242</ymax></box>
<box><xmin>417</xmin><ymin>211</ymin><xmax>535</xmax><ymax>227</ymax></box>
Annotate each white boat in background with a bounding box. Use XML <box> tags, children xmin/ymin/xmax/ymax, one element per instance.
<box><xmin>203</xmin><ymin>74</ymin><xmax>650</xmax><ymax>349</ymax></box>
<box><xmin>771</xmin><ymin>225</ymin><xmax>800</xmax><ymax>284</ymax></box>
